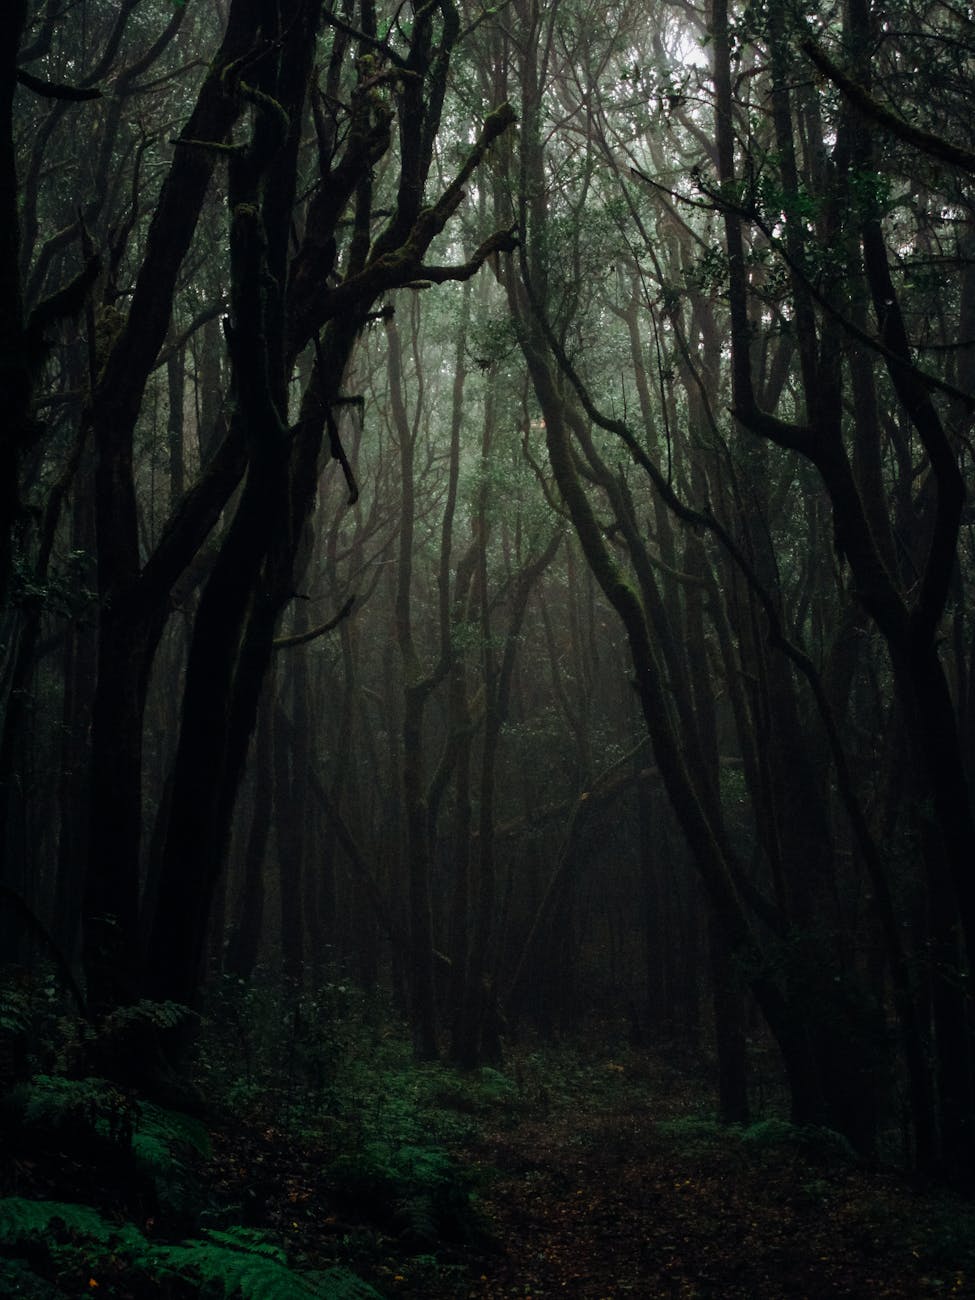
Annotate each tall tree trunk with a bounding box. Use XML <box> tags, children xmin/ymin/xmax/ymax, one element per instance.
<box><xmin>225</xmin><ymin>693</ymin><xmax>274</xmax><ymax>980</ymax></box>
<box><xmin>387</xmin><ymin>311</ymin><xmax>439</xmax><ymax>1058</ymax></box>
<box><xmin>0</xmin><ymin>1</ymin><xmax>31</xmax><ymax>610</ymax></box>
<box><xmin>84</xmin><ymin>0</ymin><xmax>252</xmax><ymax>1011</ymax></box>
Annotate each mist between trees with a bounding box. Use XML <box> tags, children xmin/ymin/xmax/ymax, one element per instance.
<box><xmin>2</xmin><ymin>0</ymin><xmax>974</xmax><ymax>1183</ymax></box>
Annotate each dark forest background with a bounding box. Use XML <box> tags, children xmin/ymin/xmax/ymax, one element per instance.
<box><xmin>2</xmin><ymin>1</ymin><xmax>975</xmax><ymax>1266</ymax></box>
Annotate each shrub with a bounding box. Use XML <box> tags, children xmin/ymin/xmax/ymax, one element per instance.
<box><xmin>0</xmin><ymin>1198</ymin><xmax>381</xmax><ymax>1298</ymax></box>
<box><xmin>328</xmin><ymin>1141</ymin><xmax>482</xmax><ymax>1246</ymax></box>
<box><xmin>741</xmin><ymin>1118</ymin><xmax>857</xmax><ymax>1162</ymax></box>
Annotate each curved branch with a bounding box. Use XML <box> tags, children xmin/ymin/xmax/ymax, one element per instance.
<box><xmin>802</xmin><ymin>38</ymin><xmax>975</xmax><ymax>175</ymax></box>
<box><xmin>272</xmin><ymin>595</ymin><xmax>356</xmax><ymax>649</ymax></box>
<box><xmin>16</xmin><ymin>67</ymin><xmax>102</xmax><ymax>100</ymax></box>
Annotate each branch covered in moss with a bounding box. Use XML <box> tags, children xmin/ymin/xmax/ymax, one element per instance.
<box><xmin>417</xmin><ymin>225</ymin><xmax>519</xmax><ymax>282</ymax></box>
<box><xmin>802</xmin><ymin>38</ymin><xmax>975</xmax><ymax>174</ymax></box>
<box><xmin>25</xmin><ymin>253</ymin><xmax>101</xmax><ymax>355</ymax></box>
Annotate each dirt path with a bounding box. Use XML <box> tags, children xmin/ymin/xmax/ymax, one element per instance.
<box><xmin>393</xmin><ymin>1104</ymin><xmax>968</xmax><ymax>1299</ymax></box>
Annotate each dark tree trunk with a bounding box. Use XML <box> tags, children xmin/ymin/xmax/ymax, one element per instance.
<box><xmin>83</xmin><ymin>0</ymin><xmax>252</xmax><ymax>1011</ymax></box>
<box><xmin>275</xmin><ymin>612</ymin><xmax>310</xmax><ymax>985</ymax></box>
<box><xmin>710</xmin><ymin>911</ymin><xmax>749</xmax><ymax>1123</ymax></box>
<box><xmin>225</xmin><ymin>693</ymin><xmax>274</xmax><ymax>980</ymax></box>
<box><xmin>0</xmin><ymin>1</ymin><xmax>30</xmax><ymax>610</ymax></box>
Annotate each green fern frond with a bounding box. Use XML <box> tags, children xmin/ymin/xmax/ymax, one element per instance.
<box><xmin>0</xmin><ymin>1256</ymin><xmax>64</xmax><ymax>1297</ymax></box>
<box><xmin>389</xmin><ymin>1144</ymin><xmax>460</xmax><ymax>1187</ymax></box>
<box><xmin>0</xmin><ymin>1199</ymin><xmax>370</xmax><ymax>1299</ymax></box>
<box><xmin>18</xmin><ymin>1074</ymin><xmax>135</xmax><ymax>1144</ymax></box>
<box><xmin>656</xmin><ymin>1116</ymin><xmax>729</xmax><ymax>1148</ymax></box>
<box><xmin>0</xmin><ymin>986</ymin><xmax>31</xmax><ymax>1038</ymax></box>
<box><xmin>313</xmin><ymin>1265</ymin><xmax>384</xmax><ymax>1297</ymax></box>
<box><xmin>329</xmin><ymin>1141</ymin><xmax>478</xmax><ymax>1244</ymax></box>
<box><xmin>201</xmin><ymin>1225</ymin><xmax>288</xmax><ymax>1261</ymax></box>
<box><xmin>394</xmin><ymin>1192</ymin><xmax>440</xmax><ymax>1244</ymax></box>
<box><xmin>138</xmin><ymin>1099</ymin><xmax>211</xmax><ymax>1157</ymax></box>
<box><xmin>97</xmin><ymin>998</ymin><xmax>197</xmax><ymax>1036</ymax></box>
<box><xmin>132</xmin><ymin>1101</ymin><xmax>210</xmax><ymax>1215</ymax></box>
<box><xmin>0</xmin><ymin>1196</ymin><xmax>147</xmax><ymax>1253</ymax></box>
<box><xmin>156</xmin><ymin>1228</ymin><xmax>322</xmax><ymax>1298</ymax></box>
<box><xmin>741</xmin><ymin>1118</ymin><xmax>856</xmax><ymax>1160</ymax></box>
<box><xmin>11</xmin><ymin>1077</ymin><xmax>211</xmax><ymax>1216</ymax></box>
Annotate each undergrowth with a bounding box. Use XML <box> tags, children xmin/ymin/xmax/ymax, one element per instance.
<box><xmin>0</xmin><ymin>1199</ymin><xmax>380</xmax><ymax>1298</ymax></box>
<box><xmin>0</xmin><ymin>968</ymin><xmax>526</xmax><ymax>1296</ymax></box>
<box><xmin>198</xmin><ymin>974</ymin><xmax>507</xmax><ymax>1254</ymax></box>
<box><xmin>4</xmin><ymin>970</ymin><xmax>975</xmax><ymax>1298</ymax></box>
<box><xmin>654</xmin><ymin>1114</ymin><xmax>858</xmax><ymax>1165</ymax></box>
<box><xmin>0</xmin><ymin>969</ymin><xmax>385</xmax><ymax>1298</ymax></box>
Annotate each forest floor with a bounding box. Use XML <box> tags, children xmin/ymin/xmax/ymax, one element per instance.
<box><xmin>3</xmin><ymin>1009</ymin><xmax>975</xmax><ymax>1299</ymax></box>
<box><xmin>202</xmin><ymin>1044</ymin><xmax>972</xmax><ymax>1300</ymax></box>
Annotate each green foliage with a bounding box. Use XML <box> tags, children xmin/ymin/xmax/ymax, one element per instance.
<box><xmin>9</xmin><ymin>549</ymin><xmax>95</xmax><ymax>618</ymax></box>
<box><xmin>425</xmin><ymin>1065</ymin><xmax>519</xmax><ymax>1118</ymax></box>
<box><xmin>0</xmin><ymin>967</ymin><xmax>71</xmax><ymax>1087</ymax></box>
<box><xmin>469</xmin><ymin>1065</ymin><xmax>518</xmax><ymax>1105</ymax></box>
<box><xmin>6</xmin><ymin>1074</ymin><xmax>210</xmax><ymax>1218</ymax></box>
<box><xmin>311</xmin><ymin>1266</ymin><xmax>385</xmax><ymax>1298</ymax></box>
<box><xmin>0</xmin><ymin>981</ymin><xmax>33</xmax><ymax>1088</ymax></box>
<box><xmin>0</xmin><ymin>1199</ymin><xmax>379</xmax><ymax>1298</ymax></box>
<box><xmin>137</xmin><ymin>1099</ymin><xmax>211</xmax><ymax>1158</ymax></box>
<box><xmin>0</xmin><ymin>1196</ymin><xmax>142</xmax><ymax>1248</ymax></box>
<box><xmin>132</xmin><ymin>1099</ymin><xmax>211</xmax><ymax>1216</ymax></box>
<box><xmin>15</xmin><ymin>1074</ymin><xmax>136</xmax><ymax>1146</ymax></box>
<box><xmin>683</xmin><ymin>243</ymin><xmax>729</xmax><ymax>296</ymax></box>
<box><xmin>98</xmin><ymin>998</ymin><xmax>197</xmax><ymax>1037</ymax></box>
<box><xmin>0</xmin><ymin>1257</ymin><xmax>64</xmax><ymax>1297</ymax></box>
<box><xmin>0</xmin><ymin>1197</ymin><xmax>149</xmax><ymax>1292</ymax></box>
<box><xmin>655</xmin><ymin>1114</ymin><xmax>858</xmax><ymax>1166</ymax></box>
<box><xmin>467</xmin><ymin>311</ymin><xmax>519</xmax><ymax>371</ymax></box>
<box><xmin>328</xmin><ymin>1141</ymin><xmax>480</xmax><ymax>1245</ymax></box>
<box><xmin>2</xmin><ymin>974</ymin><xmax>195</xmax><ymax>1089</ymax></box>
<box><xmin>156</xmin><ymin>1225</ymin><xmax>325</xmax><ymax>1298</ymax></box>
<box><xmin>655</xmin><ymin>1115</ymin><xmax>732</xmax><ymax>1156</ymax></box>
<box><xmin>741</xmin><ymin>1118</ymin><xmax>857</xmax><ymax>1162</ymax></box>
<box><xmin>0</xmin><ymin>984</ymin><xmax>31</xmax><ymax>1041</ymax></box>
<box><xmin>199</xmin><ymin>973</ymin><xmax>376</xmax><ymax>1107</ymax></box>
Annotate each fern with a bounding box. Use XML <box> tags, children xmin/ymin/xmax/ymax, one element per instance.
<box><xmin>10</xmin><ymin>1075</ymin><xmax>211</xmax><ymax>1215</ymax></box>
<box><xmin>394</xmin><ymin>1190</ymin><xmax>441</xmax><ymax>1245</ymax></box>
<box><xmin>389</xmin><ymin>1143</ymin><xmax>458</xmax><ymax>1185</ymax></box>
<box><xmin>156</xmin><ymin>1226</ymin><xmax>318</xmax><ymax>1298</ymax></box>
<box><xmin>0</xmin><ymin>1196</ymin><xmax>149</xmax><ymax>1274</ymax></box>
<box><xmin>329</xmin><ymin>1141</ymin><xmax>479</xmax><ymax>1245</ymax></box>
<box><xmin>0</xmin><ymin>984</ymin><xmax>31</xmax><ymax>1040</ymax></box>
<box><xmin>0</xmin><ymin>1199</ymin><xmax>380</xmax><ymax>1298</ymax></box>
<box><xmin>138</xmin><ymin>1099</ymin><xmax>211</xmax><ymax>1157</ymax></box>
<box><xmin>741</xmin><ymin>1118</ymin><xmax>857</xmax><ymax>1161</ymax></box>
<box><xmin>474</xmin><ymin>1066</ymin><xmax>518</xmax><ymax>1104</ymax></box>
<box><xmin>655</xmin><ymin>1114</ymin><xmax>857</xmax><ymax>1164</ymax></box>
<box><xmin>313</xmin><ymin>1265</ymin><xmax>385</xmax><ymax>1297</ymax></box>
<box><xmin>655</xmin><ymin>1115</ymin><xmax>732</xmax><ymax>1155</ymax></box>
<box><xmin>17</xmin><ymin>1074</ymin><xmax>135</xmax><ymax>1145</ymax></box>
<box><xmin>157</xmin><ymin>1228</ymin><xmax>382</xmax><ymax>1298</ymax></box>
<box><xmin>0</xmin><ymin>1195</ymin><xmax>133</xmax><ymax>1244</ymax></box>
<box><xmin>425</xmin><ymin>1065</ymin><xmax>519</xmax><ymax>1120</ymax></box>
<box><xmin>98</xmin><ymin>997</ymin><xmax>197</xmax><ymax>1036</ymax></box>
<box><xmin>133</xmin><ymin>1097</ymin><xmax>211</xmax><ymax>1209</ymax></box>
<box><xmin>202</xmin><ymin>1225</ymin><xmax>288</xmax><ymax>1258</ymax></box>
<box><xmin>0</xmin><ymin>1256</ymin><xmax>63</xmax><ymax>1297</ymax></box>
